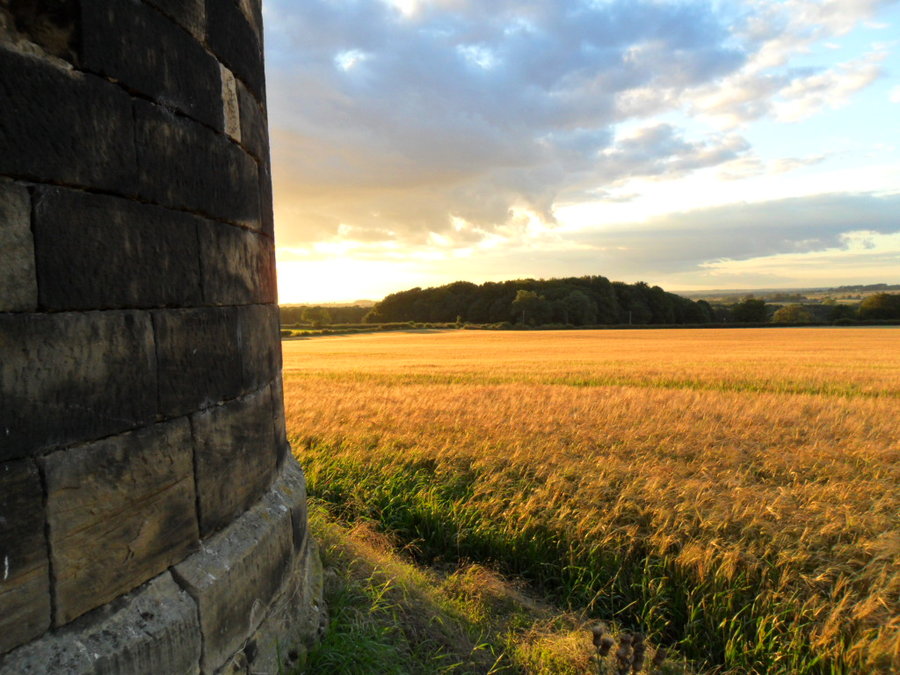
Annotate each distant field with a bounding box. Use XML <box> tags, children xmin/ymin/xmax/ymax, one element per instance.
<box><xmin>283</xmin><ymin>328</ymin><xmax>900</xmax><ymax>673</ymax></box>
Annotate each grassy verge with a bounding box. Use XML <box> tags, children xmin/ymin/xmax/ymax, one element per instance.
<box><xmin>298</xmin><ymin>502</ymin><xmax>681</xmax><ymax>674</ymax></box>
<box><xmin>299</xmin><ymin>446</ymin><xmax>894</xmax><ymax>674</ymax></box>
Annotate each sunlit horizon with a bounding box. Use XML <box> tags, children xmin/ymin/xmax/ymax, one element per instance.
<box><xmin>265</xmin><ymin>0</ymin><xmax>900</xmax><ymax>304</ymax></box>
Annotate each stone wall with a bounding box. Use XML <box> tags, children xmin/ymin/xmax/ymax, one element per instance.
<box><xmin>0</xmin><ymin>1</ymin><xmax>323</xmax><ymax>672</ymax></box>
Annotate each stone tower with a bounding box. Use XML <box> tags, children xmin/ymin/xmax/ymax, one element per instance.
<box><xmin>0</xmin><ymin>1</ymin><xmax>322</xmax><ymax>672</ymax></box>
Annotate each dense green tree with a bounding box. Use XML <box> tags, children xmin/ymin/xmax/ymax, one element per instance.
<box><xmin>731</xmin><ymin>298</ymin><xmax>768</xmax><ymax>323</ymax></box>
<box><xmin>828</xmin><ymin>304</ymin><xmax>857</xmax><ymax>322</ymax></box>
<box><xmin>858</xmin><ymin>292</ymin><xmax>900</xmax><ymax>320</ymax></box>
<box><xmin>301</xmin><ymin>306</ymin><xmax>332</xmax><ymax>326</ymax></box>
<box><xmin>561</xmin><ymin>290</ymin><xmax>597</xmax><ymax>325</ymax></box>
<box><xmin>511</xmin><ymin>290</ymin><xmax>552</xmax><ymax>325</ymax></box>
<box><xmin>771</xmin><ymin>304</ymin><xmax>814</xmax><ymax>323</ymax></box>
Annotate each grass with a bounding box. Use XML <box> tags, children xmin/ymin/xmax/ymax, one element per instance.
<box><xmin>298</xmin><ymin>502</ymin><xmax>680</xmax><ymax>674</ymax></box>
<box><xmin>284</xmin><ymin>328</ymin><xmax>900</xmax><ymax>673</ymax></box>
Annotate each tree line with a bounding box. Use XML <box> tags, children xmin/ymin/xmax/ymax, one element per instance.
<box><xmin>363</xmin><ymin>277</ymin><xmax>714</xmax><ymax>326</ymax></box>
<box><xmin>280</xmin><ymin>286</ymin><xmax>900</xmax><ymax>328</ymax></box>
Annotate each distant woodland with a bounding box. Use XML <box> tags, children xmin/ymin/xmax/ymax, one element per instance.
<box><xmin>365</xmin><ymin>278</ymin><xmax>710</xmax><ymax>325</ymax></box>
<box><xmin>280</xmin><ymin>279</ymin><xmax>900</xmax><ymax>329</ymax></box>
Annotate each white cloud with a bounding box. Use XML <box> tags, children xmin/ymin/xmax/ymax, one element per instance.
<box><xmin>266</xmin><ymin>0</ymin><xmax>899</xmax><ymax>264</ymax></box>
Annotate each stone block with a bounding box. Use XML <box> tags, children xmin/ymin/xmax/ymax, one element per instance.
<box><xmin>0</xmin><ymin>311</ymin><xmax>157</xmax><ymax>462</ymax></box>
<box><xmin>42</xmin><ymin>419</ymin><xmax>199</xmax><ymax>625</ymax></box>
<box><xmin>272</xmin><ymin>376</ymin><xmax>289</xmax><ymax>459</ymax></box>
<box><xmin>172</xmin><ymin>485</ymin><xmax>293</xmax><ymax>672</ymax></box>
<box><xmin>221</xmin><ymin>535</ymin><xmax>325</xmax><ymax>675</ymax></box>
<box><xmin>237</xmin><ymin>78</ymin><xmax>267</xmax><ymax>163</ymax></box>
<box><xmin>0</xmin><ymin>48</ymin><xmax>135</xmax><ymax>193</ymax></box>
<box><xmin>80</xmin><ymin>0</ymin><xmax>222</xmax><ymax>129</ymax></box>
<box><xmin>259</xmin><ymin>159</ymin><xmax>274</xmax><ymax>238</ymax></box>
<box><xmin>221</xmin><ymin>64</ymin><xmax>241</xmax><ymax>142</ymax></box>
<box><xmin>191</xmin><ymin>388</ymin><xmax>277</xmax><ymax>537</ymax></box>
<box><xmin>152</xmin><ymin>308</ymin><xmax>242</xmax><ymax>418</ymax></box>
<box><xmin>142</xmin><ymin>0</ymin><xmax>205</xmax><ymax>41</ymax></box>
<box><xmin>1</xmin><ymin>0</ymin><xmax>80</xmax><ymax>63</ymax></box>
<box><xmin>272</xmin><ymin>456</ymin><xmax>309</xmax><ymax>554</ymax></box>
<box><xmin>206</xmin><ymin>0</ymin><xmax>264</xmax><ymax>101</ymax></box>
<box><xmin>199</xmin><ymin>220</ymin><xmax>276</xmax><ymax>305</ymax></box>
<box><xmin>0</xmin><ymin>572</ymin><xmax>201</xmax><ymax>674</ymax></box>
<box><xmin>134</xmin><ymin>100</ymin><xmax>260</xmax><ymax>228</ymax></box>
<box><xmin>237</xmin><ymin>304</ymin><xmax>279</xmax><ymax>392</ymax></box>
<box><xmin>0</xmin><ymin>180</ymin><xmax>36</xmax><ymax>312</ymax></box>
<box><xmin>32</xmin><ymin>187</ymin><xmax>203</xmax><ymax>310</ymax></box>
<box><xmin>0</xmin><ymin>460</ymin><xmax>50</xmax><ymax>655</ymax></box>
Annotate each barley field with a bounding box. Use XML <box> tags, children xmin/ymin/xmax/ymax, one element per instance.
<box><xmin>283</xmin><ymin>328</ymin><xmax>900</xmax><ymax>673</ymax></box>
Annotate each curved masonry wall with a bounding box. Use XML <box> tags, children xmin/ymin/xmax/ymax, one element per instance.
<box><xmin>0</xmin><ymin>1</ymin><xmax>323</xmax><ymax>672</ymax></box>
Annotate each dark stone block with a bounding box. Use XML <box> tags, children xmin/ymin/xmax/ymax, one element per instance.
<box><xmin>0</xmin><ymin>311</ymin><xmax>157</xmax><ymax>461</ymax></box>
<box><xmin>274</xmin><ymin>456</ymin><xmax>308</xmax><ymax>554</ymax></box>
<box><xmin>259</xmin><ymin>159</ymin><xmax>274</xmax><ymax>239</ymax></box>
<box><xmin>32</xmin><ymin>187</ymin><xmax>203</xmax><ymax>310</ymax></box>
<box><xmin>271</xmin><ymin>376</ymin><xmax>288</xmax><ymax>459</ymax></box>
<box><xmin>42</xmin><ymin>419</ymin><xmax>199</xmax><ymax>625</ymax></box>
<box><xmin>199</xmin><ymin>221</ymin><xmax>275</xmax><ymax>305</ymax></box>
<box><xmin>172</xmin><ymin>485</ymin><xmax>293</xmax><ymax>671</ymax></box>
<box><xmin>191</xmin><ymin>387</ymin><xmax>277</xmax><ymax>536</ymax></box>
<box><xmin>134</xmin><ymin>100</ymin><xmax>260</xmax><ymax>228</ymax></box>
<box><xmin>0</xmin><ymin>460</ymin><xmax>50</xmax><ymax>654</ymax></box>
<box><xmin>142</xmin><ymin>0</ymin><xmax>205</xmax><ymax>41</ymax></box>
<box><xmin>0</xmin><ymin>180</ymin><xmax>36</xmax><ymax>312</ymax></box>
<box><xmin>152</xmin><ymin>307</ymin><xmax>242</xmax><ymax>417</ymax></box>
<box><xmin>237</xmin><ymin>78</ymin><xmax>268</xmax><ymax>164</ymax></box>
<box><xmin>0</xmin><ymin>48</ymin><xmax>136</xmax><ymax>192</ymax></box>
<box><xmin>0</xmin><ymin>573</ymin><xmax>201</xmax><ymax>674</ymax></box>
<box><xmin>80</xmin><ymin>0</ymin><xmax>222</xmax><ymax>130</ymax></box>
<box><xmin>205</xmin><ymin>0</ymin><xmax>264</xmax><ymax>101</ymax></box>
<box><xmin>2</xmin><ymin>0</ymin><xmax>80</xmax><ymax>62</ymax></box>
<box><xmin>237</xmin><ymin>304</ymin><xmax>279</xmax><ymax>392</ymax></box>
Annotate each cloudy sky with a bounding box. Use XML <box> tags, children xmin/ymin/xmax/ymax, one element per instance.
<box><xmin>264</xmin><ymin>0</ymin><xmax>900</xmax><ymax>303</ymax></box>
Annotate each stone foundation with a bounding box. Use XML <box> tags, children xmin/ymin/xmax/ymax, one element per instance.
<box><xmin>0</xmin><ymin>459</ymin><xmax>325</xmax><ymax>675</ymax></box>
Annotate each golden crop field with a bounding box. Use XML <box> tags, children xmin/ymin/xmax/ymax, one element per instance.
<box><xmin>282</xmin><ymin>328</ymin><xmax>900</xmax><ymax>673</ymax></box>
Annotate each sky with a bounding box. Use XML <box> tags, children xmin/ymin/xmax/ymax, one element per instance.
<box><xmin>263</xmin><ymin>0</ymin><xmax>900</xmax><ymax>303</ymax></box>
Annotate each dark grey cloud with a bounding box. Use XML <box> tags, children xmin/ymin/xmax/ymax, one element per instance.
<box><xmin>569</xmin><ymin>192</ymin><xmax>900</xmax><ymax>273</ymax></box>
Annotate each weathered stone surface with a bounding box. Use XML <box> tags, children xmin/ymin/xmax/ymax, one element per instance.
<box><xmin>80</xmin><ymin>0</ymin><xmax>222</xmax><ymax>129</ymax></box>
<box><xmin>134</xmin><ymin>100</ymin><xmax>260</xmax><ymax>228</ymax></box>
<box><xmin>199</xmin><ymin>220</ymin><xmax>276</xmax><ymax>305</ymax></box>
<box><xmin>152</xmin><ymin>308</ymin><xmax>242</xmax><ymax>417</ymax></box>
<box><xmin>0</xmin><ymin>460</ymin><xmax>50</xmax><ymax>655</ymax></box>
<box><xmin>237</xmin><ymin>78</ymin><xmax>267</xmax><ymax>163</ymax></box>
<box><xmin>218</xmin><ymin>458</ymin><xmax>322</xmax><ymax>673</ymax></box>
<box><xmin>259</xmin><ymin>159</ymin><xmax>275</xmax><ymax>238</ymax></box>
<box><xmin>0</xmin><ymin>572</ymin><xmax>201</xmax><ymax>674</ymax></box>
<box><xmin>0</xmin><ymin>0</ymin><xmax>80</xmax><ymax>62</ymax></box>
<box><xmin>273</xmin><ymin>456</ymin><xmax>309</xmax><ymax>555</ymax></box>
<box><xmin>206</xmin><ymin>0</ymin><xmax>264</xmax><ymax>100</ymax></box>
<box><xmin>0</xmin><ymin>311</ymin><xmax>156</xmax><ymax>461</ymax></box>
<box><xmin>237</xmin><ymin>0</ymin><xmax>263</xmax><ymax>43</ymax></box>
<box><xmin>142</xmin><ymin>0</ymin><xmax>205</xmax><ymax>41</ymax></box>
<box><xmin>0</xmin><ymin>48</ymin><xmax>136</xmax><ymax>193</ymax></box>
<box><xmin>172</xmin><ymin>485</ymin><xmax>293</xmax><ymax>672</ymax></box>
<box><xmin>237</xmin><ymin>304</ymin><xmax>279</xmax><ymax>392</ymax></box>
<box><xmin>271</xmin><ymin>376</ymin><xmax>289</xmax><ymax>461</ymax></box>
<box><xmin>43</xmin><ymin>419</ymin><xmax>199</xmax><ymax>625</ymax></box>
<box><xmin>221</xmin><ymin>64</ymin><xmax>241</xmax><ymax>142</ymax></box>
<box><xmin>32</xmin><ymin>187</ymin><xmax>203</xmax><ymax>310</ymax></box>
<box><xmin>0</xmin><ymin>180</ymin><xmax>36</xmax><ymax>312</ymax></box>
<box><xmin>191</xmin><ymin>388</ymin><xmax>277</xmax><ymax>536</ymax></box>
<box><xmin>220</xmin><ymin>535</ymin><xmax>325</xmax><ymax>675</ymax></box>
